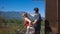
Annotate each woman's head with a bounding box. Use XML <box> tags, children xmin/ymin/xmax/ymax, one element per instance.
<box><xmin>22</xmin><ymin>12</ymin><xmax>28</xmax><ymax>18</ymax></box>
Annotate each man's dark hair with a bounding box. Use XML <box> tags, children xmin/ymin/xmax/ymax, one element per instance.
<box><xmin>34</xmin><ymin>8</ymin><xmax>39</xmax><ymax>13</ymax></box>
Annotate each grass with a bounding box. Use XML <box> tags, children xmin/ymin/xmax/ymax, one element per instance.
<box><xmin>40</xmin><ymin>21</ymin><xmax>45</xmax><ymax>34</ymax></box>
<box><xmin>0</xmin><ymin>19</ymin><xmax>45</xmax><ymax>34</ymax></box>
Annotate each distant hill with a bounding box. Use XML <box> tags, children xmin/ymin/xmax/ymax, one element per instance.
<box><xmin>0</xmin><ymin>11</ymin><xmax>45</xmax><ymax>20</ymax></box>
<box><xmin>0</xmin><ymin>11</ymin><xmax>34</xmax><ymax>20</ymax></box>
<box><xmin>0</xmin><ymin>11</ymin><xmax>23</xmax><ymax>19</ymax></box>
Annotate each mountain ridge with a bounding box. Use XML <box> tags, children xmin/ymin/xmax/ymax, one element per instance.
<box><xmin>0</xmin><ymin>11</ymin><xmax>45</xmax><ymax>20</ymax></box>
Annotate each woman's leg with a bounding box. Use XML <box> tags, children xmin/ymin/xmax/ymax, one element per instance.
<box><xmin>26</xmin><ymin>26</ymin><xmax>30</xmax><ymax>34</ymax></box>
<box><xmin>29</xmin><ymin>26</ymin><xmax>35</xmax><ymax>34</ymax></box>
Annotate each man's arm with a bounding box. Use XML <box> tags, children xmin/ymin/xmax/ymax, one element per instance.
<box><xmin>33</xmin><ymin>14</ymin><xmax>40</xmax><ymax>25</ymax></box>
<box><xmin>29</xmin><ymin>14</ymin><xmax>35</xmax><ymax>17</ymax></box>
<box><xmin>33</xmin><ymin>19</ymin><xmax>38</xmax><ymax>25</ymax></box>
<box><xmin>27</xmin><ymin>13</ymin><xmax>35</xmax><ymax>17</ymax></box>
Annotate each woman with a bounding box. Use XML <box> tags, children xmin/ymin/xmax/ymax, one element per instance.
<box><xmin>22</xmin><ymin>12</ymin><xmax>35</xmax><ymax>34</ymax></box>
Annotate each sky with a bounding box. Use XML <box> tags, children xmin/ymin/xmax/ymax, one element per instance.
<box><xmin>0</xmin><ymin>0</ymin><xmax>45</xmax><ymax>17</ymax></box>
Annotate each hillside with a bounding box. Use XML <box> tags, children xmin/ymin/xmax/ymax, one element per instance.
<box><xmin>0</xmin><ymin>11</ymin><xmax>45</xmax><ymax>20</ymax></box>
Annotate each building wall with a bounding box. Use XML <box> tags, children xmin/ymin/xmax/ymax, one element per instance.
<box><xmin>45</xmin><ymin>0</ymin><xmax>58</xmax><ymax>33</ymax></box>
<box><xmin>58</xmin><ymin>0</ymin><xmax>60</xmax><ymax>34</ymax></box>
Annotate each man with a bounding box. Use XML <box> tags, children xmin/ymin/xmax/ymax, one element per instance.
<box><xmin>29</xmin><ymin>7</ymin><xmax>41</xmax><ymax>34</ymax></box>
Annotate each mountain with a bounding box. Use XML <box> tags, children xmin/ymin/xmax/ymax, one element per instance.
<box><xmin>0</xmin><ymin>11</ymin><xmax>45</xmax><ymax>20</ymax></box>
<box><xmin>0</xmin><ymin>11</ymin><xmax>24</xmax><ymax>20</ymax></box>
<box><xmin>0</xmin><ymin>11</ymin><xmax>34</xmax><ymax>20</ymax></box>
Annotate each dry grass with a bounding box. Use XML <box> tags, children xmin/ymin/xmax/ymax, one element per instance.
<box><xmin>0</xmin><ymin>21</ymin><xmax>45</xmax><ymax>34</ymax></box>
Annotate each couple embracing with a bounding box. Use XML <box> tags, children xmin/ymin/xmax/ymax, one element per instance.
<box><xmin>22</xmin><ymin>7</ymin><xmax>41</xmax><ymax>34</ymax></box>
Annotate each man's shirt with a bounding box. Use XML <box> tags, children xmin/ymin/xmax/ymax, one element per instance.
<box><xmin>29</xmin><ymin>13</ymin><xmax>41</xmax><ymax>21</ymax></box>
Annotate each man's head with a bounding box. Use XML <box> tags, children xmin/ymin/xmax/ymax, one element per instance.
<box><xmin>34</xmin><ymin>7</ymin><xmax>39</xmax><ymax>13</ymax></box>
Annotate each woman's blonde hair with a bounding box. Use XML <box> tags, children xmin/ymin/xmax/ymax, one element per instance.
<box><xmin>22</xmin><ymin>12</ymin><xmax>28</xmax><ymax>17</ymax></box>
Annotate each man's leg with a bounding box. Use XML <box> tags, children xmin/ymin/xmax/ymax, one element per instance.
<box><xmin>35</xmin><ymin>28</ymin><xmax>40</xmax><ymax>34</ymax></box>
<box><xmin>34</xmin><ymin>26</ymin><xmax>40</xmax><ymax>34</ymax></box>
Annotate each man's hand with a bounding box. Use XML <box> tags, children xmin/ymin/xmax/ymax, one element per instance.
<box><xmin>33</xmin><ymin>20</ymin><xmax>37</xmax><ymax>25</ymax></box>
<box><xmin>33</xmin><ymin>22</ymin><xmax>35</xmax><ymax>25</ymax></box>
